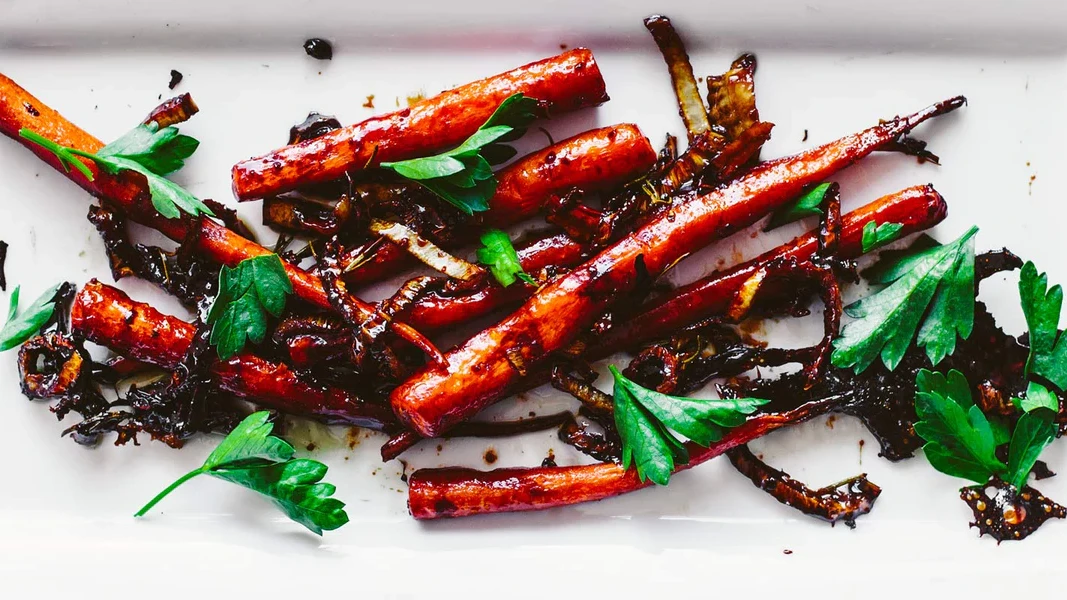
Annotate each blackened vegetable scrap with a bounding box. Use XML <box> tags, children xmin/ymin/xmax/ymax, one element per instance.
<box><xmin>303</xmin><ymin>38</ymin><xmax>334</xmax><ymax>60</ymax></box>
<box><xmin>167</xmin><ymin>69</ymin><xmax>183</xmax><ymax>90</ymax></box>
<box><xmin>0</xmin><ymin>239</ymin><xmax>7</xmax><ymax>290</ymax></box>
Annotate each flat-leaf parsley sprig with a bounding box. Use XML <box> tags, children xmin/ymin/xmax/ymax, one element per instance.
<box><xmin>380</xmin><ymin>93</ymin><xmax>540</xmax><ymax>215</ymax></box>
<box><xmin>207</xmin><ymin>254</ymin><xmax>293</xmax><ymax>359</ymax></box>
<box><xmin>135</xmin><ymin>411</ymin><xmax>349</xmax><ymax>535</ymax></box>
<box><xmin>610</xmin><ymin>366</ymin><xmax>768</xmax><ymax>485</ymax></box>
<box><xmin>19</xmin><ymin>121</ymin><xmax>214</xmax><ymax>219</ymax></box>
<box><xmin>0</xmin><ymin>283</ymin><xmax>62</xmax><ymax>352</ymax></box>
<box><xmin>831</xmin><ymin>226</ymin><xmax>977</xmax><ymax>373</ymax></box>
<box><xmin>914</xmin><ymin>369</ymin><xmax>1057</xmax><ymax>490</ymax></box>
<box><xmin>1018</xmin><ymin>261</ymin><xmax>1067</xmax><ymax>391</ymax></box>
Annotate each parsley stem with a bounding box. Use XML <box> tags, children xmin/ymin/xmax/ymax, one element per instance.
<box><xmin>134</xmin><ymin>468</ymin><xmax>204</xmax><ymax>517</ymax></box>
<box><xmin>18</xmin><ymin>128</ymin><xmax>97</xmax><ymax>181</ymax></box>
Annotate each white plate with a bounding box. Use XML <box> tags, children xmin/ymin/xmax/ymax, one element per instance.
<box><xmin>3</xmin><ymin>0</ymin><xmax>1067</xmax><ymax>596</ymax></box>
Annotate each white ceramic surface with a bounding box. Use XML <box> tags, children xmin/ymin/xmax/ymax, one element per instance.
<box><xmin>2</xmin><ymin>1</ymin><xmax>1066</xmax><ymax>596</ymax></box>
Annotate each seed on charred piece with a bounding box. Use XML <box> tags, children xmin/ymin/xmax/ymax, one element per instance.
<box><xmin>0</xmin><ymin>74</ymin><xmax>443</xmax><ymax>368</ymax></box>
<box><xmin>231</xmin><ymin>48</ymin><xmax>612</xmax><ymax>201</ymax></box>
<box><xmin>69</xmin><ymin>280</ymin><xmax>397</xmax><ymax>430</ymax></box>
<box><xmin>392</xmin><ymin>97</ymin><xmax>965</xmax><ymax>439</ymax></box>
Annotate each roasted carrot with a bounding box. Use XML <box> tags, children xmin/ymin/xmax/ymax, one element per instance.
<box><xmin>71</xmin><ymin>280</ymin><xmax>396</xmax><ymax>429</ymax></box>
<box><xmin>231</xmin><ymin>49</ymin><xmax>610</xmax><ymax>201</ymax></box>
<box><xmin>407</xmin><ymin>395</ymin><xmax>837</xmax><ymax>518</ymax></box>
<box><xmin>391</xmin><ymin>97</ymin><xmax>965</xmax><ymax>438</ymax></box>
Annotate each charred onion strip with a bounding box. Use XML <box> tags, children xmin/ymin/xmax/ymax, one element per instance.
<box><xmin>231</xmin><ymin>49</ymin><xmax>611</xmax><ymax>201</ymax></box>
<box><xmin>70</xmin><ymin>281</ymin><xmax>396</xmax><ymax>429</ymax></box>
<box><xmin>142</xmin><ymin>93</ymin><xmax>199</xmax><ymax>127</ymax></box>
<box><xmin>369</xmin><ymin>219</ymin><xmax>486</xmax><ymax>281</ymax></box>
<box><xmin>343</xmin><ymin>124</ymin><xmax>656</xmax><ymax>287</ymax></box>
<box><xmin>644</xmin><ymin>15</ymin><xmax>711</xmax><ymax>141</ymax></box>
<box><xmin>407</xmin><ymin>395</ymin><xmax>839</xmax><ymax>519</ymax></box>
<box><xmin>392</xmin><ymin>99</ymin><xmax>964</xmax><ymax>438</ymax></box>
<box><xmin>707</xmin><ymin>54</ymin><xmax>760</xmax><ymax>145</ymax></box>
<box><xmin>726</xmin><ymin>445</ymin><xmax>881</xmax><ymax>527</ymax></box>
<box><xmin>0</xmin><ymin>73</ymin><xmax>442</xmax><ymax>365</ymax></box>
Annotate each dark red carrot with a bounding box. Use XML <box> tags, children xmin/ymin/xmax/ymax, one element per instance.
<box><xmin>391</xmin><ymin>97</ymin><xmax>965</xmax><ymax>438</ymax></box>
<box><xmin>407</xmin><ymin>395</ymin><xmax>837</xmax><ymax>519</ymax></box>
<box><xmin>70</xmin><ymin>280</ymin><xmax>395</xmax><ymax>429</ymax></box>
<box><xmin>231</xmin><ymin>48</ymin><xmax>611</xmax><ymax>201</ymax></box>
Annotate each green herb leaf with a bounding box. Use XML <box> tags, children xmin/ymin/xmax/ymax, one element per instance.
<box><xmin>610</xmin><ymin>365</ymin><xmax>767</xmax><ymax>485</ymax></box>
<box><xmin>831</xmin><ymin>226</ymin><xmax>977</xmax><ymax>373</ymax></box>
<box><xmin>97</xmin><ymin>122</ymin><xmax>200</xmax><ymax>176</ymax></box>
<box><xmin>913</xmin><ymin>369</ymin><xmax>1007</xmax><ymax>484</ymax></box>
<box><xmin>135</xmin><ymin>412</ymin><xmax>349</xmax><ymax>535</ymax></box>
<box><xmin>861</xmin><ymin>221</ymin><xmax>904</xmax><ymax>253</ymax></box>
<box><xmin>380</xmin><ymin>93</ymin><xmax>537</xmax><ymax>215</ymax></box>
<box><xmin>0</xmin><ymin>283</ymin><xmax>61</xmax><ymax>352</ymax></box>
<box><xmin>1019</xmin><ymin>261</ymin><xmax>1067</xmax><ymax>390</ymax></box>
<box><xmin>1006</xmin><ymin>407</ymin><xmax>1057</xmax><ymax>490</ymax></box>
<box><xmin>207</xmin><ymin>254</ymin><xmax>293</xmax><ymax>359</ymax></box>
<box><xmin>1016</xmin><ymin>381</ymin><xmax>1060</xmax><ymax>413</ymax></box>
<box><xmin>18</xmin><ymin>125</ymin><xmax>213</xmax><ymax>220</ymax></box>
<box><xmin>765</xmin><ymin>182</ymin><xmax>831</xmax><ymax>230</ymax></box>
<box><xmin>476</xmin><ymin>229</ymin><xmax>535</xmax><ymax>287</ymax></box>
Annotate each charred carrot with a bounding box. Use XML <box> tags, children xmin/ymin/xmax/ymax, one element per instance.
<box><xmin>231</xmin><ymin>49</ymin><xmax>610</xmax><ymax>201</ymax></box>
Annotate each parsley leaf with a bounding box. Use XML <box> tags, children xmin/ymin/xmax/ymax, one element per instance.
<box><xmin>207</xmin><ymin>254</ymin><xmax>293</xmax><ymax>359</ymax></box>
<box><xmin>0</xmin><ymin>283</ymin><xmax>61</xmax><ymax>352</ymax></box>
<box><xmin>135</xmin><ymin>411</ymin><xmax>349</xmax><ymax>535</ymax></box>
<box><xmin>764</xmin><ymin>182</ymin><xmax>831</xmax><ymax>230</ymax></box>
<box><xmin>1019</xmin><ymin>261</ymin><xmax>1067</xmax><ymax>390</ymax></box>
<box><xmin>381</xmin><ymin>93</ymin><xmax>539</xmax><ymax>215</ymax></box>
<box><xmin>610</xmin><ymin>365</ymin><xmax>768</xmax><ymax>485</ymax></box>
<box><xmin>1006</xmin><ymin>395</ymin><xmax>1058</xmax><ymax>490</ymax></box>
<box><xmin>861</xmin><ymin>221</ymin><xmax>904</xmax><ymax>253</ymax></box>
<box><xmin>476</xmin><ymin>229</ymin><xmax>535</xmax><ymax>287</ymax></box>
<box><xmin>913</xmin><ymin>369</ymin><xmax>1006</xmax><ymax>484</ymax></box>
<box><xmin>831</xmin><ymin>226</ymin><xmax>977</xmax><ymax>373</ymax></box>
<box><xmin>18</xmin><ymin>123</ymin><xmax>213</xmax><ymax>220</ymax></box>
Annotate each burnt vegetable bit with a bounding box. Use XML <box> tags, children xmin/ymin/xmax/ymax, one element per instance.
<box><xmin>611</xmin><ymin>365</ymin><xmax>768</xmax><ymax>485</ymax></box>
<box><xmin>831</xmin><ymin>226</ymin><xmax>978</xmax><ymax>373</ymax></box>
<box><xmin>207</xmin><ymin>254</ymin><xmax>293</xmax><ymax>359</ymax></box>
<box><xmin>726</xmin><ymin>445</ymin><xmax>881</xmax><ymax>528</ymax></box>
<box><xmin>167</xmin><ymin>69</ymin><xmax>183</xmax><ymax>90</ymax></box>
<box><xmin>18</xmin><ymin>122</ymin><xmax>213</xmax><ymax>220</ymax></box>
<box><xmin>380</xmin><ymin>93</ymin><xmax>541</xmax><ymax>215</ymax></box>
<box><xmin>0</xmin><ymin>283</ymin><xmax>62</xmax><ymax>351</ymax></box>
<box><xmin>136</xmin><ymin>411</ymin><xmax>349</xmax><ymax>535</ymax></box>
<box><xmin>960</xmin><ymin>477</ymin><xmax>1066</xmax><ymax>542</ymax></box>
<box><xmin>303</xmin><ymin>38</ymin><xmax>333</xmax><ymax>60</ymax></box>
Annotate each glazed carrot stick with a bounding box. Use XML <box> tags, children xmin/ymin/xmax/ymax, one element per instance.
<box><xmin>0</xmin><ymin>72</ymin><xmax>442</xmax><ymax>363</ymax></box>
<box><xmin>345</xmin><ymin>124</ymin><xmax>656</xmax><ymax>287</ymax></box>
<box><xmin>71</xmin><ymin>280</ymin><xmax>395</xmax><ymax>429</ymax></box>
<box><xmin>407</xmin><ymin>396</ymin><xmax>837</xmax><ymax>519</ymax></box>
<box><xmin>231</xmin><ymin>48</ymin><xmax>610</xmax><ymax>201</ymax></box>
<box><xmin>391</xmin><ymin>97</ymin><xmax>966</xmax><ymax>438</ymax></box>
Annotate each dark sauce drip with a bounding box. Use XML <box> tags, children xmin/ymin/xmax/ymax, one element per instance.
<box><xmin>0</xmin><ymin>239</ymin><xmax>7</xmax><ymax>291</ymax></box>
<box><xmin>303</xmin><ymin>38</ymin><xmax>333</xmax><ymax>60</ymax></box>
